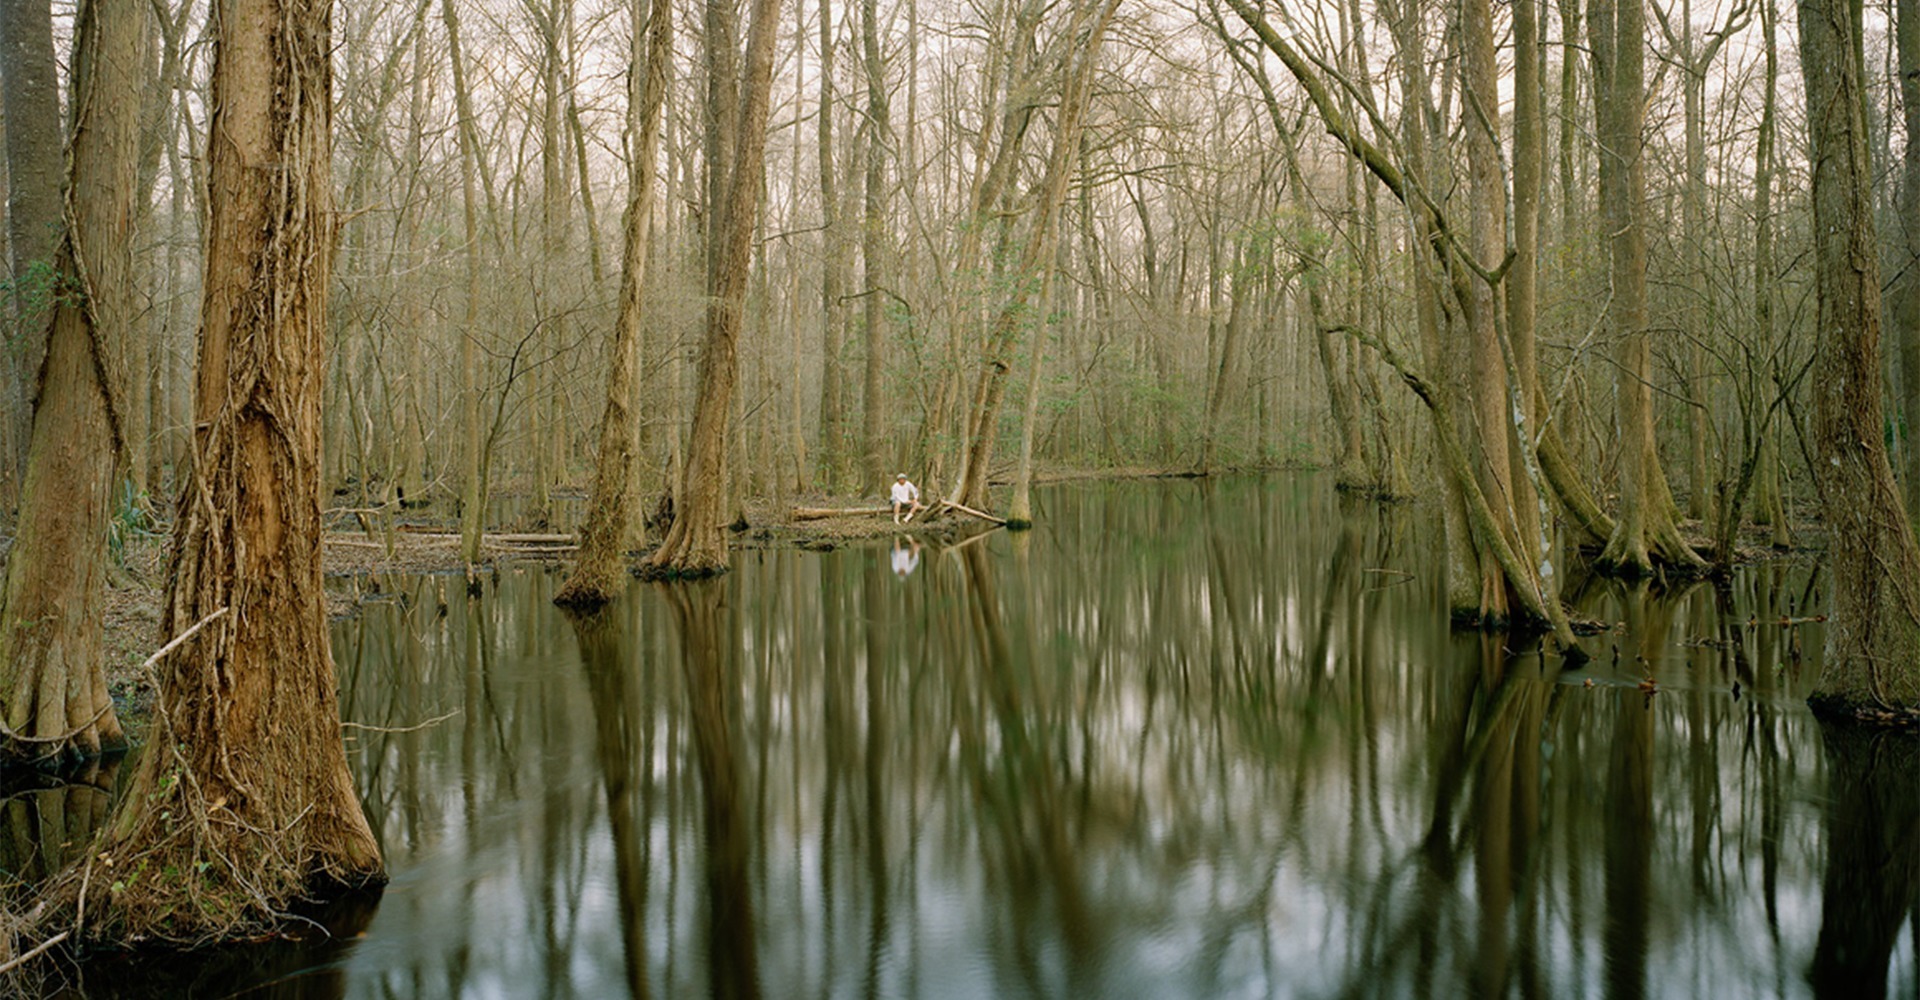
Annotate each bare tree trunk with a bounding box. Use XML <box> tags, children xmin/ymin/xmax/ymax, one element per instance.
<box><xmin>531</xmin><ymin>0</ymin><xmax>568</xmax><ymax>525</ymax></box>
<box><xmin>1716</xmin><ymin>0</ymin><xmax>1788</xmax><ymax>562</ymax></box>
<box><xmin>1509</xmin><ymin>0</ymin><xmax>1549</xmax><ymax>572</ymax></box>
<box><xmin>134</xmin><ymin>0</ymin><xmax>196</xmax><ymax>500</ymax></box>
<box><xmin>1558</xmin><ymin>0</ymin><xmax>1582</xmax><ymax>245</ymax></box>
<box><xmin>565</xmin><ymin>3</ymin><xmax>606</xmax><ymax>290</ymax></box>
<box><xmin>556</xmin><ymin>0</ymin><xmax>670</xmax><ymax>607</ymax></box>
<box><xmin>1219</xmin><ymin>0</ymin><xmax>1575</xmax><ymax>643</ymax></box>
<box><xmin>1591</xmin><ymin>0</ymin><xmax>1705</xmax><ymax>575</ymax></box>
<box><xmin>1008</xmin><ymin>223</ymin><xmax>1068</xmax><ymax>526</ymax></box>
<box><xmin>0</xmin><ymin>0</ymin><xmax>64</xmax><ymax>514</ymax></box>
<box><xmin>859</xmin><ymin>0</ymin><xmax>891</xmax><ymax>489</ymax></box>
<box><xmin>1461</xmin><ymin>0</ymin><xmax>1536</xmax><ymax>622</ymax></box>
<box><xmin>785</xmin><ymin>0</ymin><xmax>812</xmax><ymax>496</ymax></box>
<box><xmin>395</xmin><ymin>1</ymin><xmax>431</xmax><ymax>506</ymax></box>
<box><xmin>949</xmin><ymin>0</ymin><xmax>1119</xmax><ymax>512</ymax></box>
<box><xmin>1199</xmin><ymin>239</ymin><xmax>1248</xmax><ymax>475</ymax></box>
<box><xmin>1799</xmin><ymin>0</ymin><xmax>1920</xmax><ymax>710</ymax></box>
<box><xmin>1757</xmin><ymin>0</ymin><xmax>1790</xmax><ymax>550</ymax></box>
<box><xmin>0</xmin><ymin>0</ymin><xmax>141</xmax><ymax>765</ymax></box>
<box><xmin>87</xmin><ymin>0</ymin><xmax>383</xmax><ymax>941</ymax></box>
<box><xmin>816</xmin><ymin>0</ymin><xmax>847</xmax><ymax>492</ymax></box>
<box><xmin>643</xmin><ymin>0</ymin><xmax>782</xmax><ymax>576</ymax></box>
<box><xmin>444</xmin><ymin>0</ymin><xmax>486</xmax><ymax>567</ymax></box>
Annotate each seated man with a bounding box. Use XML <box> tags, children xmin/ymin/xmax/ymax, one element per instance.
<box><xmin>890</xmin><ymin>473</ymin><xmax>926</xmax><ymax>523</ymax></box>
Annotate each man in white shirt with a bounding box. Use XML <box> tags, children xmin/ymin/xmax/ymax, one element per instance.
<box><xmin>890</xmin><ymin>473</ymin><xmax>925</xmax><ymax>523</ymax></box>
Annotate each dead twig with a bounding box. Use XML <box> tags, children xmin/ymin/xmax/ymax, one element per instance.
<box><xmin>0</xmin><ymin>931</ymin><xmax>68</xmax><ymax>976</ymax></box>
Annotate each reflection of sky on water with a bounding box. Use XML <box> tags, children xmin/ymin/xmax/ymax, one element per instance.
<box><xmin>281</xmin><ymin>475</ymin><xmax>1911</xmax><ymax>998</ymax></box>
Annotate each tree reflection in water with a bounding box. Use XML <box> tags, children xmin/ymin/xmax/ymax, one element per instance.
<box><xmin>1808</xmin><ymin>724</ymin><xmax>1920</xmax><ymax>1000</ymax></box>
<box><xmin>60</xmin><ymin>475</ymin><xmax>1920</xmax><ymax>998</ymax></box>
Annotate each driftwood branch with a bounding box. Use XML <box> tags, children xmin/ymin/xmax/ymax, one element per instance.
<box><xmin>940</xmin><ymin>500</ymin><xmax>1009</xmax><ymax>526</ymax></box>
<box><xmin>0</xmin><ymin>930</ymin><xmax>69</xmax><ymax>976</ymax></box>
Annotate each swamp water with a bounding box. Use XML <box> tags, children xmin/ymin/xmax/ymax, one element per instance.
<box><xmin>24</xmin><ymin>474</ymin><xmax>1919</xmax><ymax>998</ymax></box>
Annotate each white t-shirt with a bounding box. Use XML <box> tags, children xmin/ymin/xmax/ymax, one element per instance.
<box><xmin>890</xmin><ymin>479</ymin><xmax>919</xmax><ymax>504</ymax></box>
<box><xmin>892</xmin><ymin>546</ymin><xmax>919</xmax><ymax>576</ymax></box>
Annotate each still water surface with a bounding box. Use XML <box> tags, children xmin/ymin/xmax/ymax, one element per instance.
<box><xmin>40</xmin><ymin>474</ymin><xmax>1920</xmax><ymax>997</ymax></box>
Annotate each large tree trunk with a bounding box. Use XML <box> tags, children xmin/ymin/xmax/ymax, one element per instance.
<box><xmin>1460</xmin><ymin>0</ymin><xmax>1538</xmax><ymax>623</ymax></box>
<box><xmin>1799</xmin><ymin>0</ymin><xmax>1920</xmax><ymax>710</ymax></box>
<box><xmin>1509</xmin><ymin>0</ymin><xmax>1549</xmax><ymax>572</ymax></box>
<box><xmin>1591</xmin><ymin>0</ymin><xmax>1706</xmax><ymax>576</ymax></box>
<box><xmin>1896</xmin><ymin>0</ymin><xmax>1920</xmax><ymax>532</ymax></box>
<box><xmin>85</xmin><ymin>0</ymin><xmax>383</xmax><ymax>941</ymax></box>
<box><xmin>0</xmin><ymin>0</ymin><xmax>141</xmax><ymax>765</ymax></box>
<box><xmin>0</xmin><ymin>0</ymin><xmax>64</xmax><ymax>513</ymax></box>
<box><xmin>643</xmin><ymin>0</ymin><xmax>782</xmax><ymax>576</ymax></box>
<box><xmin>557</xmin><ymin>0</ymin><xmax>670</xmax><ymax>607</ymax></box>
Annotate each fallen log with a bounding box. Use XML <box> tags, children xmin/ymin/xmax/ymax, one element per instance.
<box><xmin>791</xmin><ymin>505</ymin><xmax>895</xmax><ymax>521</ymax></box>
<box><xmin>939</xmin><ymin>500</ymin><xmax>1007</xmax><ymax>526</ymax></box>
<box><xmin>374</xmin><ymin>531</ymin><xmax>577</xmax><ymax>544</ymax></box>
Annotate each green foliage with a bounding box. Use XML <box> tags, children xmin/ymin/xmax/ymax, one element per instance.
<box><xmin>108</xmin><ymin>480</ymin><xmax>157</xmax><ymax>570</ymax></box>
<box><xmin>0</xmin><ymin>256</ymin><xmax>79</xmax><ymax>327</ymax></box>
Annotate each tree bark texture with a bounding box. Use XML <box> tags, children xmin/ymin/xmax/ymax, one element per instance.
<box><xmin>0</xmin><ymin>0</ymin><xmax>64</xmax><ymax>505</ymax></box>
<box><xmin>0</xmin><ymin>0</ymin><xmax>141</xmax><ymax>765</ymax></box>
<box><xmin>1895</xmin><ymin>0</ymin><xmax>1920</xmax><ymax>532</ymax></box>
<box><xmin>1799</xmin><ymin>0</ymin><xmax>1920</xmax><ymax>709</ymax></box>
<box><xmin>88</xmin><ymin>0</ymin><xmax>383</xmax><ymax>941</ymax></box>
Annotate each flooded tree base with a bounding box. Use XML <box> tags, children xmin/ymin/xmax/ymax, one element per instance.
<box><xmin>1807</xmin><ymin>694</ymin><xmax>1920</xmax><ymax>727</ymax></box>
<box><xmin>11</xmin><ymin>882</ymin><xmax>384</xmax><ymax>996</ymax></box>
<box><xmin>631</xmin><ymin>561</ymin><xmax>730</xmax><ymax>582</ymax></box>
<box><xmin>12</xmin><ymin>473</ymin><xmax>1916</xmax><ymax>995</ymax></box>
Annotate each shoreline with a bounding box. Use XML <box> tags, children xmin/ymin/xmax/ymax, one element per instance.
<box><xmin>89</xmin><ymin>461</ymin><xmax>1813</xmax><ymax>741</ymax></box>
